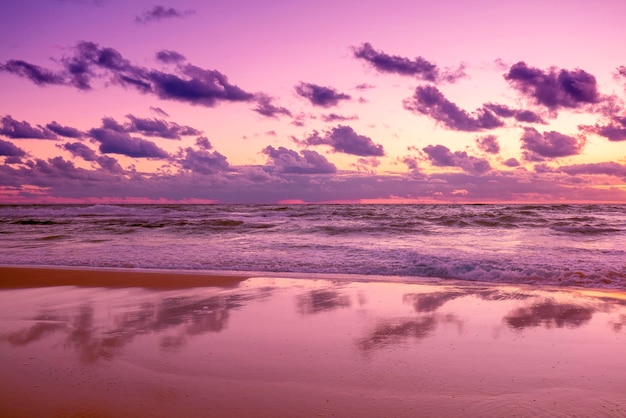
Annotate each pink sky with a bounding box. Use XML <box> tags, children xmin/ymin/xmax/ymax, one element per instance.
<box><xmin>1</xmin><ymin>0</ymin><xmax>626</xmax><ymax>203</ymax></box>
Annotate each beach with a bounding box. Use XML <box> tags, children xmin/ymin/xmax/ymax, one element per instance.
<box><xmin>1</xmin><ymin>266</ymin><xmax>625</xmax><ymax>417</ymax></box>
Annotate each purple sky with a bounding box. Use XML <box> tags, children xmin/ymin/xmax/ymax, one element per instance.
<box><xmin>1</xmin><ymin>0</ymin><xmax>626</xmax><ymax>203</ymax></box>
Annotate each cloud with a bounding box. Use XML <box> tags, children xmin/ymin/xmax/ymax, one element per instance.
<box><xmin>62</xmin><ymin>142</ymin><xmax>98</xmax><ymax>161</ymax></box>
<box><xmin>0</xmin><ymin>115</ymin><xmax>57</xmax><ymax>140</ymax></box>
<box><xmin>520</xmin><ymin>127</ymin><xmax>586</xmax><ymax>161</ymax></box>
<box><xmin>46</xmin><ymin>121</ymin><xmax>84</xmax><ymax>138</ymax></box>
<box><xmin>504</xmin><ymin>62</ymin><xmax>600</xmax><ymax>109</ymax></box>
<box><xmin>404</xmin><ymin>86</ymin><xmax>503</xmax><ymax>131</ymax></box>
<box><xmin>262</xmin><ymin>146</ymin><xmax>337</xmax><ymax>174</ymax></box>
<box><xmin>195</xmin><ymin>136</ymin><xmax>212</xmax><ymax>150</ymax></box>
<box><xmin>2</xmin><ymin>41</ymin><xmax>254</xmax><ymax>107</ymax></box>
<box><xmin>155</xmin><ymin>50</ymin><xmax>186</xmax><ymax>64</ymax></box>
<box><xmin>352</xmin><ymin>42</ymin><xmax>465</xmax><ymax>83</ymax></box>
<box><xmin>483</xmin><ymin>103</ymin><xmax>546</xmax><ymax>124</ymax></box>
<box><xmin>300</xmin><ymin>125</ymin><xmax>384</xmax><ymax>157</ymax></box>
<box><xmin>423</xmin><ymin>144</ymin><xmax>491</xmax><ymax>175</ymax></box>
<box><xmin>0</xmin><ymin>60</ymin><xmax>66</xmax><ymax>86</ymax></box>
<box><xmin>321</xmin><ymin>113</ymin><xmax>358</xmax><ymax>123</ymax></box>
<box><xmin>150</xmin><ymin>106</ymin><xmax>169</xmax><ymax>117</ymax></box>
<box><xmin>475</xmin><ymin>135</ymin><xmax>500</xmax><ymax>154</ymax></box>
<box><xmin>147</xmin><ymin>64</ymin><xmax>254</xmax><ymax>106</ymax></box>
<box><xmin>179</xmin><ymin>148</ymin><xmax>230</xmax><ymax>174</ymax></box>
<box><xmin>88</xmin><ymin>127</ymin><xmax>169</xmax><ymax>158</ymax></box>
<box><xmin>580</xmin><ymin>115</ymin><xmax>626</xmax><ymax>142</ymax></box>
<box><xmin>252</xmin><ymin>95</ymin><xmax>292</xmax><ymax>118</ymax></box>
<box><xmin>0</xmin><ymin>139</ymin><xmax>26</xmax><ymax>157</ymax></box>
<box><xmin>503</xmin><ymin>158</ymin><xmax>520</xmax><ymax>167</ymax></box>
<box><xmin>560</xmin><ymin>162</ymin><xmax>626</xmax><ymax>178</ymax></box>
<box><xmin>96</xmin><ymin>155</ymin><xmax>123</xmax><ymax>173</ymax></box>
<box><xmin>134</xmin><ymin>6</ymin><xmax>195</xmax><ymax>24</ymax></box>
<box><xmin>125</xmin><ymin>114</ymin><xmax>200</xmax><ymax>139</ymax></box>
<box><xmin>295</xmin><ymin>82</ymin><xmax>351</xmax><ymax>107</ymax></box>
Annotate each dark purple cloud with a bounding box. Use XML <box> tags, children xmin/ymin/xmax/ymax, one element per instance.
<box><xmin>62</xmin><ymin>142</ymin><xmax>98</xmax><ymax>161</ymax></box>
<box><xmin>252</xmin><ymin>95</ymin><xmax>292</xmax><ymax>118</ymax></box>
<box><xmin>580</xmin><ymin>115</ymin><xmax>626</xmax><ymax>141</ymax></box>
<box><xmin>504</xmin><ymin>62</ymin><xmax>600</xmax><ymax>109</ymax></box>
<box><xmin>404</xmin><ymin>86</ymin><xmax>503</xmax><ymax>131</ymax></box>
<box><xmin>125</xmin><ymin>115</ymin><xmax>200</xmax><ymax>139</ymax></box>
<box><xmin>423</xmin><ymin>144</ymin><xmax>491</xmax><ymax>175</ymax></box>
<box><xmin>475</xmin><ymin>135</ymin><xmax>500</xmax><ymax>154</ymax></box>
<box><xmin>2</xmin><ymin>41</ymin><xmax>254</xmax><ymax>107</ymax></box>
<box><xmin>352</xmin><ymin>43</ymin><xmax>465</xmax><ymax>83</ymax></box>
<box><xmin>295</xmin><ymin>82</ymin><xmax>351</xmax><ymax>108</ymax></box>
<box><xmin>147</xmin><ymin>64</ymin><xmax>254</xmax><ymax>106</ymax></box>
<box><xmin>96</xmin><ymin>155</ymin><xmax>123</xmax><ymax>173</ymax></box>
<box><xmin>263</xmin><ymin>146</ymin><xmax>337</xmax><ymax>174</ymax></box>
<box><xmin>0</xmin><ymin>139</ymin><xmax>26</xmax><ymax>157</ymax></box>
<box><xmin>321</xmin><ymin>113</ymin><xmax>358</xmax><ymax>123</ymax></box>
<box><xmin>134</xmin><ymin>6</ymin><xmax>195</xmax><ymax>24</ymax></box>
<box><xmin>195</xmin><ymin>136</ymin><xmax>212</xmax><ymax>150</ymax></box>
<box><xmin>0</xmin><ymin>60</ymin><xmax>66</xmax><ymax>86</ymax></box>
<box><xmin>156</xmin><ymin>50</ymin><xmax>186</xmax><ymax>64</ymax></box>
<box><xmin>300</xmin><ymin>125</ymin><xmax>384</xmax><ymax>157</ymax></box>
<box><xmin>88</xmin><ymin>128</ymin><xmax>169</xmax><ymax>159</ymax></box>
<box><xmin>179</xmin><ymin>148</ymin><xmax>230</xmax><ymax>174</ymax></box>
<box><xmin>520</xmin><ymin>128</ymin><xmax>586</xmax><ymax>161</ymax></box>
<box><xmin>483</xmin><ymin>103</ymin><xmax>546</xmax><ymax>124</ymax></box>
<box><xmin>0</xmin><ymin>115</ymin><xmax>57</xmax><ymax>140</ymax></box>
<box><xmin>46</xmin><ymin>121</ymin><xmax>84</xmax><ymax>138</ymax></box>
<box><xmin>503</xmin><ymin>158</ymin><xmax>520</xmax><ymax>168</ymax></box>
<box><xmin>560</xmin><ymin>162</ymin><xmax>626</xmax><ymax>178</ymax></box>
<box><xmin>150</xmin><ymin>106</ymin><xmax>169</xmax><ymax>117</ymax></box>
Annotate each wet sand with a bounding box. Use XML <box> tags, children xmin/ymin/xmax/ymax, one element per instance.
<box><xmin>1</xmin><ymin>266</ymin><xmax>626</xmax><ymax>417</ymax></box>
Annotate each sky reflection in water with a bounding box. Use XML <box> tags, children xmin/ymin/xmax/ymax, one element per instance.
<box><xmin>1</xmin><ymin>277</ymin><xmax>626</xmax><ymax>417</ymax></box>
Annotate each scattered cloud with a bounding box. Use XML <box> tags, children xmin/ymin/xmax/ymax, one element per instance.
<box><xmin>404</xmin><ymin>86</ymin><xmax>503</xmax><ymax>131</ymax></box>
<box><xmin>520</xmin><ymin>128</ymin><xmax>586</xmax><ymax>161</ymax></box>
<box><xmin>46</xmin><ymin>121</ymin><xmax>84</xmax><ymax>138</ymax></box>
<box><xmin>178</xmin><ymin>147</ymin><xmax>230</xmax><ymax>174</ymax></box>
<box><xmin>1</xmin><ymin>41</ymin><xmax>254</xmax><ymax>107</ymax></box>
<box><xmin>299</xmin><ymin>125</ymin><xmax>384</xmax><ymax>157</ymax></box>
<box><xmin>195</xmin><ymin>136</ymin><xmax>212</xmax><ymax>150</ymax></box>
<box><xmin>0</xmin><ymin>115</ymin><xmax>57</xmax><ymax>140</ymax></box>
<box><xmin>503</xmin><ymin>158</ymin><xmax>521</xmax><ymax>167</ymax></box>
<box><xmin>560</xmin><ymin>162</ymin><xmax>626</xmax><ymax>178</ymax></box>
<box><xmin>483</xmin><ymin>103</ymin><xmax>546</xmax><ymax>124</ymax></box>
<box><xmin>88</xmin><ymin>127</ymin><xmax>170</xmax><ymax>159</ymax></box>
<box><xmin>579</xmin><ymin>115</ymin><xmax>626</xmax><ymax>142</ymax></box>
<box><xmin>0</xmin><ymin>60</ymin><xmax>66</xmax><ymax>86</ymax></box>
<box><xmin>475</xmin><ymin>135</ymin><xmax>500</xmax><ymax>154</ymax></box>
<box><xmin>135</xmin><ymin>6</ymin><xmax>195</xmax><ymax>24</ymax></box>
<box><xmin>504</xmin><ymin>62</ymin><xmax>600</xmax><ymax>110</ymax></box>
<box><xmin>423</xmin><ymin>144</ymin><xmax>491</xmax><ymax>175</ymax></box>
<box><xmin>321</xmin><ymin>113</ymin><xmax>358</xmax><ymax>123</ymax></box>
<box><xmin>252</xmin><ymin>95</ymin><xmax>292</xmax><ymax>118</ymax></box>
<box><xmin>0</xmin><ymin>138</ymin><xmax>27</xmax><ymax>157</ymax></box>
<box><xmin>352</xmin><ymin>42</ymin><xmax>465</xmax><ymax>83</ymax></box>
<box><xmin>263</xmin><ymin>146</ymin><xmax>337</xmax><ymax>174</ymax></box>
<box><xmin>155</xmin><ymin>50</ymin><xmax>186</xmax><ymax>64</ymax></box>
<box><xmin>62</xmin><ymin>142</ymin><xmax>98</xmax><ymax>161</ymax></box>
<box><xmin>295</xmin><ymin>82</ymin><xmax>351</xmax><ymax>108</ymax></box>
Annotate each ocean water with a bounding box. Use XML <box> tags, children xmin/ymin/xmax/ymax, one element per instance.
<box><xmin>1</xmin><ymin>204</ymin><xmax>625</xmax><ymax>288</ymax></box>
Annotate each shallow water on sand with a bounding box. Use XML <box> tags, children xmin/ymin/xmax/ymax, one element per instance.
<box><xmin>1</xmin><ymin>274</ymin><xmax>625</xmax><ymax>417</ymax></box>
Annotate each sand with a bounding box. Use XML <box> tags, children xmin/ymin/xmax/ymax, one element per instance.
<box><xmin>1</xmin><ymin>266</ymin><xmax>626</xmax><ymax>417</ymax></box>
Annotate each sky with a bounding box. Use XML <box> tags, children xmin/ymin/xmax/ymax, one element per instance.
<box><xmin>1</xmin><ymin>0</ymin><xmax>626</xmax><ymax>204</ymax></box>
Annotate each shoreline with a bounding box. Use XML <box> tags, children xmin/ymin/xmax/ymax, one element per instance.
<box><xmin>2</xmin><ymin>264</ymin><xmax>625</xmax><ymax>295</ymax></box>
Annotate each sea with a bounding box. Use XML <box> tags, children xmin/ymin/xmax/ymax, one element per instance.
<box><xmin>1</xmin><ymin>204</ymin><xmax>625</xmax><ymax>289</ymax></box>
